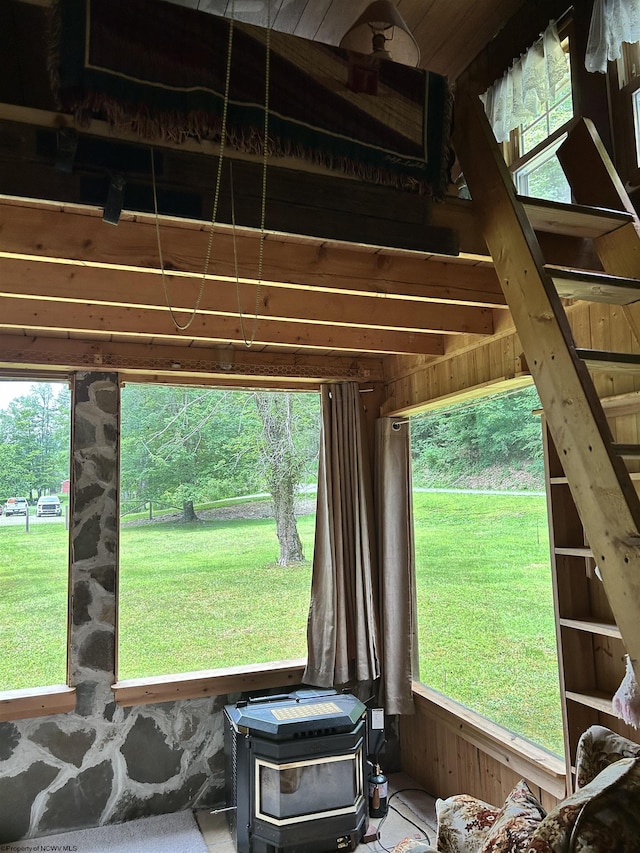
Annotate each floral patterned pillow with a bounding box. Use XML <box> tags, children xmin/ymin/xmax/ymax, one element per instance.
<box><xmin>574</xmin><ymin>724</ymin><xmax>640</xmax><ymax>789</ymax></box>
<box><xmin>434</xmin><ymin>793</ymin><xmax>501</xmax><ymax>853</ymax></box>
<box><xmin>478</xmin><ymin>780</ymin><xmax>546</xmax><ymax>853</ymax></box>
<box><xmin>528</xmin><ymin>757</ymin><xmax>640</xmax><ymax>852</ymax></box>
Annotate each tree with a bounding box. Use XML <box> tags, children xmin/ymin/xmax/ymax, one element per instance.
<box><xmin>0</xmin><ymin>382</ymin><xmax>70</xmax><ymax>499</ymax></box>
<box><xmin>411</xmin><ymin>385</ymin><xmax>544</xmax><ymax>490</ymax></box>
<box><xmin>254</xmin><ymin>392</ymin><xmax>319</xmax><ymax>565</ymax></box>
<box><xmin>119</xmin><ymin>385</ymin><xmax>320</xmax><ymax>561</ymax></box>
<box><xmin>120</xmin><ymin>384</ymin><xmax>263</xmax><ymax>522</ymax></box>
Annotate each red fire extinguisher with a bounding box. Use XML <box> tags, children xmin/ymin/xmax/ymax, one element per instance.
<box><xmin>368</xmin><ymin>764</ymin><xmax>388</xmax><ymax>817</ymax></box>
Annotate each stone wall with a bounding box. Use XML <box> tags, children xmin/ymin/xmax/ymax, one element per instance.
<box><xmin>0</xmin><ymin>372</ymin><xmax>227</xmax><ymax>843</ymax></box>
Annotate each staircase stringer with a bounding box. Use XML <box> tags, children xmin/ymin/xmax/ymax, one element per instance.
<box><xmin>453</xmin><ymin>91</ymin><xmax>640</xmax><ymax>678</ymax></box>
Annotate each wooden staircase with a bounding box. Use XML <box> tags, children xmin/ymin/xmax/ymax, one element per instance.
<box><xmin>453</xmin><ymin>92</ymin><xmax>640</xmax><ymax>683</ymax></box>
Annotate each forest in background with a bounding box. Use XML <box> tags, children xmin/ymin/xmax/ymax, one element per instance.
<box><xmin>410</xmin><ymin>384</ymin><xmax>544</xmax><ymax>491</ymax></box>
<box><xmin>0</xmin><ymin>381</ymin><xmax>545</xmax><ymax>508</ymax></box>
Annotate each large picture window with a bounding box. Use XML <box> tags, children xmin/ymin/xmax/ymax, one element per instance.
<box><xmin>117</xmin><ymin>384</ymin><xmax>320</xmax><ymax>679</ymax></box>
<box><xmin>0</xmin><ymin>380</ymin><xmax>71</xmax><ymax>691</ymax></box>
<box><xmin>410</xmin><ymin>385</ymin><xmax>563</xmax><ymax>756</ymax></box>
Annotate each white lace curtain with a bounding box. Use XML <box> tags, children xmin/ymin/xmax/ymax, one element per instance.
<box><xmin>585</xmin><ymin>0</ymin><xmax>640</xmax><ymax>73</ymax></box>
<box><xmin>481</xmin><ymin>21</ymin><xmax>569</xmax><ymax>143</ymax></box>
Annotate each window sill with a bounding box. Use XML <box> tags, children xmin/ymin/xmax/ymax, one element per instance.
<box><xmin>0</xmin><ymin>685</ymin><xmax>76</xmax><ymax>721</ymax></box>
<box><xmin>411</xmin><ymin>682</ymin><xmax>566</xmax><ymax>799</ymax></box>
<box><xmin>112</xmin><ymin>658</ymin><xmax>307</xmax><ymax>707</ymax></box>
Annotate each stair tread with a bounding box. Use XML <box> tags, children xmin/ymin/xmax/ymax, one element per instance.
<box><xmin>521</xmin><ymin>196</ymin><xmax>632</xmax><ymax>239</ymax></box>
<box><xmin>611</xmin><ymin>443</ymin><xmax>640</xmax><ymax>457</ymax></box>
<box><xmin>576</xmin><ymin>348</ymin><xmax>640</xmax><ymax>371</ymax></box>
<box><xmin>545</xmin><ymin>265</ymin><xmax>640</xmax><ymax>304</ymax></box>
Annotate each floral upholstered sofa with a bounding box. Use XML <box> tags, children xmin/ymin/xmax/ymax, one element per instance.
<box><xmin>394</xmin><ymin>725</ymin><xmax>640</xmax><ymax>852</ymax></box>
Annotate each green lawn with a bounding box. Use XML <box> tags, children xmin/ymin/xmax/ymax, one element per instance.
<box><xmin>117</xmin><ymin>515</ymin><xmax>316</xmax><ymax>677</ymax></box>
<box><xmin>413</xmin><ymin>490</ymin><xmax>562</xmax><ymax>756</ymax></box>
<box><xmin>0</xmin><ymin>522</ymin><xmax>69</xmax><ymax>689</ymax></box>
<box><xmin>0</xmin><ymin>491</ymin><xmax>563</xmax><ymax>756</ymax></box>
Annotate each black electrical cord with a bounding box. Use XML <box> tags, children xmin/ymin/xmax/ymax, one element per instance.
<box><xmin>366</xmin><ymin>787</ymin><xmax>434</xmax><ymax>852</ymax></box>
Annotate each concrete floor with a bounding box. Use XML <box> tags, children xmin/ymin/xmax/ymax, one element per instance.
<box><xmin>196</xmin><ymin>773</ymin><xmax>438</xmax><ymax>853</ymax></box>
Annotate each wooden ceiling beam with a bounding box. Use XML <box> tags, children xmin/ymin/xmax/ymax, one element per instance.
<box><xmin>0</xmin><ymin>196</ymin><xmax>506</xmax><ymax>307</ymax></box>
<box><xmin>0</xmin><ymin>258</ymin><xmax>494</xmax><ymax>336</ymax></box>
<box><xmin>0</xmin><ymin>296</ymin><xmax>445</xmax><ymax>355</ymax></box>
<box><xmin>0</xmin><ymin>333</ymin><xmax>384</xmax><ymax>386</ymax></box>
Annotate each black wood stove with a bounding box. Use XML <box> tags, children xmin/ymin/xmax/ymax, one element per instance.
<box><xmin>224</xmin><ymin>689</ymin><xmax>367</xmax><ymax>853</ymax></box>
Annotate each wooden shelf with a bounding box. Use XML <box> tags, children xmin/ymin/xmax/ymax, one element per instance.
<box><xmin>565</xmin><ymin>689</ymin><xmax>613</xmax><ymax>715</ymax></box>
<box><xmin>542</xmin><ymin>415</ymin><xmax>630</xmax><ymax>773</ymax></box>
<box><xmin>554</xmin><ymin>546</ymin><xmax>593</xmax><ymax>558</ymax></box>
<box><xmin>558</xmin><ymin>617</ymin><xmax>621</xmax><ymax>638</ymax></box>
<box><xmin>612</xmin><ymin>443</ymin><xmax>640</xmax><ymax>458</ymax></box>
<box><xmin>576</xmin><ymin>348</ymin><xmax>640</xmax><ymax>373</ymax></box>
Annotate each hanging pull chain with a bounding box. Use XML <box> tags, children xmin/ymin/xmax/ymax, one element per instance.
<box><xmin>241</xmin><ymin>1</ymin><xmax>271</xmax><ymax>348</ymax></box>
<box><xmin>152</xmin><ymin>9</ymin><xmax>236</xmax><ymax>331</ymax></box>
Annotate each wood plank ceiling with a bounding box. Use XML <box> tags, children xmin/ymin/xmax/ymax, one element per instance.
<box><xmin>170</xmin><ymin>0</ymin><xmax>527</xmax><ymax>82</ymax></box>
<box><xmin>0</xmin><ymin>0</ymin><xmax>529</xmax><ymax>389</ymax></box>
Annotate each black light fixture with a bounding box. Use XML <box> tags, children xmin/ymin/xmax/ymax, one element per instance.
<box><xmin>339</xmin><ymin>1</ymin><xmax>420</xmax><ymax>67</ymax></box>
<box><xmin>55</xmin><ymin>127</ymin><xmax>78</xmax><ymax>173</ymax></box>
<box><xmin>103</xmin><ymin>173</ymin><xmax>126</xmax><ymax>225</ymax></box>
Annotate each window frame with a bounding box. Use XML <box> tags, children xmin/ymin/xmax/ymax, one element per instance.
<box><xmin>500</xmin><ymin>22</ymin><xmax>575</xmax><ymax>202</ymax></box>
<box><xmin>0</xmin><ymin>373</ymin><xmax>76</xmax><ymax>720</ymax></box>
<box><xmin>116</xmin><ymin>381</ymin><xmax>319</xmax><ymax>688</ymax></box>
<box><xmin>610</xmin><ymin>43</ymin><xmax>640</xmax><ymax>190</ymax></box>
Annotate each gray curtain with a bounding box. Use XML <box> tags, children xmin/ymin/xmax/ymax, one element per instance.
<box><xmin>304</xmin><ymin>386</ymin><xmax>416</xmax><ymax>714</ymax></box>
<box><xmin>304</xmin><ymin>383</ymin><xmax>380</xmax><ymax>687</ymax></box>
<box><xmin>375</xmin><ymin>418</ymin><xmax>417</xmax><ymax>715</ymax></box>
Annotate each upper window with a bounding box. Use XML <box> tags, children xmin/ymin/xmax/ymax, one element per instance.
<box><xmin>0</xmin><ymin>380</ymin><xmax>71</xmax><ymax>691</ymax></box>
<box><xmin>612</xmin><ymin>42</ymin><xmax>640</xmax><ymax>185</ymax></box>
<box><xmin>509</xmin><ymin>34</ymin><xmax>573</xmax><ymax>203</ymax></box>
<box><xmin>513</xmin><ymin>134</ymin><xmax>571</xmax><ymax>202</ymax></box>
<box><xmin>482</xmin><ymin>22</ymin><xmax>574</xmax><ymax>203</ymax></box>
<box><xmin>117</xmin><ymin>384</ymin><xmax>320</xmax><ymax>680</ymax></box>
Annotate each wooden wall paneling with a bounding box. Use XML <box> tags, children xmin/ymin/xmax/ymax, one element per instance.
<box><xmin>413</xmin><ymin>0</ymin><xmax>524</xmax><ymax>82</ymax></box>
<box><xmin>308</xmin><ymin>0</ymin><xmax>364</xmax><ymax>49</ymax></box>
<box><xmin>442</xmin><ymin>727</ymin><xmax>462</xmax><ymax>799</ymax></box>
<box><xmin>403</xmin><ymin>685</ymin><xmax>566</xmax><ymax>806</ymax></box>
<box><xmin>381</xmin><ymin>328</ymin><xmax>529</xmax><ymax>416</ymax></box>
<box><xmin>272</xmin><ymin>0</ymin><xmax>308</xmax><ymax>33</ymax></box>
<box><xmin>565</xmin><ymin>700</ymin><xmax>599</xmax><ymax>773</ymax></box>
<box><xmin>548</xmin><ymin>483</ymin><xmax>584</xmax><ymax>548</ymax></box>
<box><xmin>560</xmin><ymin>627</ymin><xmax>597</xmax><ymax>695</ymax></box>
<box><xmin>588</xmin><ymin>571</ymin><xmax>616</xmax><ymax>624</ymax></box>
<box><xmin>555</xmin><ymin>557</ymin><xmax>591</xmax><ymax>621</ymax></box>
<box><xmin>398</xmin><ymin>709</ymin><xmax>439</xmax><ymax>797</ymax></box>
<box><xmin>0</xmin><ymin>121</ymin><xmax>457</xmax><ymax>255</ymax></box>
<box><xmin>567</xmin><ymin>303</ymin><xmax>592</xmax><ymax>349</ymax></box>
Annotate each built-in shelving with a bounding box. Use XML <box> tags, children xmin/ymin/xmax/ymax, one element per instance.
<box><xmin>554</xmin><ymin>546</ymin><xmax>593</xmax><ymax>558</ymax></box>
<box><xmin>558</xmin><ymin>617</ymin><xmax>621</xmax><ymax>639</ymax></box>
<box><xmin>565</xmin><ymin>690</ymin><xmax>613</xmax><ymax>715</ymax></box>
<box><xmin>542</xmin><ymin>418</ymin><xmax>635</xmax><ymax>790</ymax></box>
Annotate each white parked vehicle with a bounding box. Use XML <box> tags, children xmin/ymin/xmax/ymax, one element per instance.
<box><xmin>4</xmin><ymin>497</ymin><xmax>29</xmax><ymax>516</ymax></box>
<box><xmin>36</xmin><ymin>495</ymin><xmax>62</xmax><ymax>517</ymax></box>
